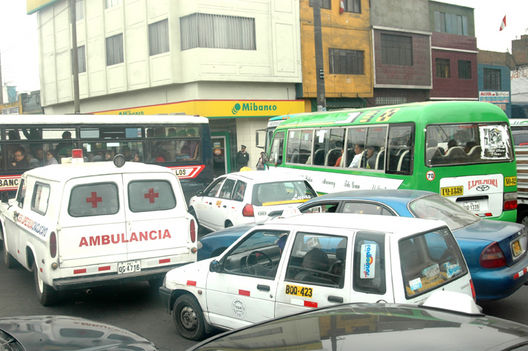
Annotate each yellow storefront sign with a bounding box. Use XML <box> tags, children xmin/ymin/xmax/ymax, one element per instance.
<box><xmin>27</xmin><ymin>0</ymin><xmax>58</xmax><ymax>14</ymax></box>
<box><xmin>93</xmin><ymin>100</ymin><xmax>306</xmax><ymax>118</ymax></box>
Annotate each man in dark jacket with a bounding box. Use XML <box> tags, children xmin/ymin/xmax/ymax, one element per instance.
<box><xmin>236</xmin><ymin>145</ymin><xmax>249</xmax><ymax>171</ymax></box>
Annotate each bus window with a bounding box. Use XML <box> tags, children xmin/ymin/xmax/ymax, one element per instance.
<box><xmin>426</xmin><ymin>123</ymin><xmax>512</xmax><ymax>166</ymax></box>
<box><xmin>363</xmin><ymin>126</ymin><xmax>387</xmax><ymax>170</ymax></box>
<box><xmin>346</xmin><ymin>127</ymin><xmax>366</xmax><ymax>168</ymax></box>
<box><xmin>387</xmin><ymin>124</ymin><xmax>413</xmax><ymax>174</ymax></box>
<box><xmin>311</xmin><ymin>128</ymin><xmax>345</xmax><ymax>167</ymax></box>
<box><xmin>269</xmin><ymin>131</ymin><xmax>285</xmax><ymax>165</ymax></box>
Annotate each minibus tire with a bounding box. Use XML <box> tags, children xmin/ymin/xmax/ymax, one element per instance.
<box><xmin>172</xmin><ymin>294</ymin><xmax>206</xmax><ymax>340</ymax></box>
<box><xmin>2</xmin><ymin>240</ymin><xmax>16</xmax><ymax>269</ymax></box>
<box><xmin>33</xmin><ymin>264</ymin><xmax>58</xmax><ymax>306</ymax></box>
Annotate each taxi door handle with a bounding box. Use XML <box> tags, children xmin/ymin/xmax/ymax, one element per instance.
<box><xmin>328</xmin><ymin>295</ymin><xmax>343</xmax><ymax>303</ymax></box>
<box><xmin>257</xmin><ymin>284</ymin><xmax>270</xmax><ymax>292</ymax></box>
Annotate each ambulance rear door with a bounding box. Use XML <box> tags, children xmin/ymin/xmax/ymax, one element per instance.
<box><xmin>58</xmin><ymin>175</ymin><xmax>127</xmax><ymax>268</ymax></box>
<box><xmin>122</xmin><ymin>172</ymin><xmax>192</xmax><ymax>265</ymax></box>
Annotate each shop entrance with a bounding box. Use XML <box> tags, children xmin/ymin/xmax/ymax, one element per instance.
<box><xmin>211</xmin><ymin>133</ymin><xmax>231</xmax><ymax>176</ymax></box>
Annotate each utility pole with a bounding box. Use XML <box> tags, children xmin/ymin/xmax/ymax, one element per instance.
<box><xmin>70</xmin><ymin>0</ymin><xmax>80</xmax><ymax>113</ymax></box>
<box><xmin>0</xmin><ymin>52</ymin><xmax>4</xmax><ymax>105</ymax></box>
<box><xmin>313</xmin><ymin>0</ymin><xmax>326</xmax><ymax>111</ymax></box>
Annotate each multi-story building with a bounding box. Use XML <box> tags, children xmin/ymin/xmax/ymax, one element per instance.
<box><xmin>478</xmin><ymin>50</ymin><xmax>514</xmax><ymax>117</ymax></box>
<box><xmin>298</xmin><ymin>0</ymin><xmax>372</xmax><ymax>110</ymax></box>
<box><xmin>30</xmin><ymin>0</ymin><xmax>304</xmax><ymax>172</ymax></box>
<box><xmin>369</xmin><ymin>0</ymin><xmax>431</xmax><ymax>106</ymax></box>
<box><xmin>511</xmin><ymin>35</ymin><xmax>528</xmax><ymax>117</ymax></box>
<box><xmin>429</xmin><ymin>1</ymin><xmax>478</xmax><ymax>101</ymax></box>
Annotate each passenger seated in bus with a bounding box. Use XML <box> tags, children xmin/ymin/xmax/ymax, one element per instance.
<box><xmin>29</xmin><ymin>147</ymin><xmax>45</xmax><ymax>168</ymax></box>
<box><xmin>348</xmin><ymin>144</ymin><xmax>364</xmax><ymax>168</ymax></box>
<box><xmin>55</xmin><ymin>131</ymin><xmax>73</xmax><ymax>159</ymax></box>
<box><xmin>131</xmin><ymin>150</ymin><xmax>141</xmax><ymax>162</ymax></box>
<box><xmin>104</xmin><ymin>150</ymin><xmax>115</xmax><ymax>161</ymax></box>
<box><xmin>464</xmin><ymin>141</ymin><xmax>477</xmax><ymax>153</ymax></box>
<box><xmin>10</xmin><ymin>146</ymin><xmax>29</xmax><ymax>169</ymax></box>
<box><xmin>46</xmin><ymin>150</ymin><xmax>58</xmax><ymax>165</ymax></box>
<box><xmin>365</xmin><ymin>145</ymin><xmax>378</xmax><ymax>169</ymax></box>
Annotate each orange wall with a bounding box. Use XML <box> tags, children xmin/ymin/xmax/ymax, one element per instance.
<box><xmin>300</xmin><ymin>0</ymin><xmax>373</xmax><ymax>98</ymax></box>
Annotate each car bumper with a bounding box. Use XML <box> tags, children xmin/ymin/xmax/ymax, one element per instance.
<box><xmin>52</xmin><ymin>264</ymin><xmax>184</xmax><ymax>290</ymax></box>
<box><xmin>472</xmin><ymin>256</ymin><xmax>528</xmax><ymax>301</ymax></box>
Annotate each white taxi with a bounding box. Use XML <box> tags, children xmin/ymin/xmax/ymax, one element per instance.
<box><xmin>188</xmin><ymin>171</ymin><xmax>317</xmax><ymax>232</ymax></box>
<box><xmin>0</xmin><ymin>154</ymin><xmax>197</xmax><ymax>305</ymax></box>
<box><xmin>160</xmin><ymin>213</ymin><xmax>475</xmax><ymax>340</ymax></box>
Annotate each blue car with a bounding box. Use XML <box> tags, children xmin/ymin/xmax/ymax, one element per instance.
<box><xmin>198</xmin><ymin>189</ymin><xmax>528</xmax><ymax>301</ymax></box>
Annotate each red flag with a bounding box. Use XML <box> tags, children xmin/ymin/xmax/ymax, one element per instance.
<box><xmin>339</xmin><ymin>0</ymin><xmax>344</xmax><ymax>14</ymax></box>
<box><xmin>499</xmin><ymin>15</ymin><xmax>506</xmax><ymax>31</ymax></box>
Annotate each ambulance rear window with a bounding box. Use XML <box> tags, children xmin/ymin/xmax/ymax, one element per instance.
<box><xmin>69</xmin><ymin>183</ymin><xmax>119</xmax><ymax>217</ymax></box>
<box><xmin>128</xmin><ymin>180</ymin><xmax>176</xmax><ymax>212</ymax></box>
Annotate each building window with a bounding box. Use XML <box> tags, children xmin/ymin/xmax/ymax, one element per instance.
<box><xmin>434</xmin><ymin>11</ymin><xmax>468</xmax><ymax>36</ymax></box>
<box><xmin>180</xmin><ymin>13</ymin><xmax>256</xmax><ymax>51</ymax></box>
<box><xmin>105</xmin><ymin>0</ymin><xmax>121</xmax><ymax>9</ymax></box>
<box><xmin>329</xmin><ymin>48</ymin><xmax>364</xmax><ymax>74</ymax></box>
<box><xmin>435</xmin><ymin>58</ymin><xmax>450</xmax><ymax>78</ymax></box>
<box><xmin>458</xmin><ymin>60</ymin><xmax>471</xmax><ymax>79</ymax></box>
<box><xmin>71</xmin><ymin>45</ymin><xmax>86</xmax><ymax>73</ymax></box>
<box><xmin>483</xmin><ymin>68</ymin><xmax>501</xmax><ymax>90</ymax></box>
<box><xmin>344</xmin><ymin>0</ymin><xmax>361</xmax><ymax>13</ymax></box>
<box><xmin>381</xmin><ymin>34</ymin><xmax>412</xmax><ymax>66</ymax></box>
<box><xmin>75</xmin><ymin>0</ymin><xmax>84</xmax><ymax>21</ymax></box>
<box><xmin>149</xmin><ymin>19</ymin><xmax>169</xmax><ymax>56</ymax></box>
<box><xmin>106</xmin><ymin>34</ymin><xmax>124</xmax><ymax>66</ymax></box>
<box><xmin>309</xmin><ymin>0</ymin><xmax>331</xmax><ymax>9</ymax></box>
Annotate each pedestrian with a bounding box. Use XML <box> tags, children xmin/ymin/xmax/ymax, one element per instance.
<box><xmin>236</xmin><ymin>145</ymin><xmax>249</xmax><ymax>171</ymax></box>
<box><xmin>256</xmin><ymin>152</ymin><xmax>266</xmax><ymax>170</ymax></box>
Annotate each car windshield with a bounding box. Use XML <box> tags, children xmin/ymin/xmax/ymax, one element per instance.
<box><xmin>252</xmin><ymin>180</ymin><xmax>317</xmax><ymax>206</ymax></box>
<box><xmin>409</xmin><ymin>194</ymin><xmax>479</xmax><ymax>230</ymax></box>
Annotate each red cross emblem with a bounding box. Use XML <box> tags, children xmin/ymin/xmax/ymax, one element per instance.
<box><xmin>86</xmin><ymin>192</ymin><xmax>102</xmax><ymax>208</ymax></box>
<box><xmin>144</xmin><ymin>188</ymin><xmax>159</xmax><ymax>204</ymax></box>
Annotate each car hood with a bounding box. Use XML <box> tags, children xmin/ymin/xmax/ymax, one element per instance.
<box><xmin>453</xmin><ymin>219</ymin><xmax>524</xmax><ymax>242</ymax></box>
<box><xmin>165</xmin><ymin>258</ymin><xmax>214</xmax><ymax>289</ymax></box>
<box><xmin>0</xmin><ymin>315</ymin><xmax>157</xmax><ymax>351</ymax></box>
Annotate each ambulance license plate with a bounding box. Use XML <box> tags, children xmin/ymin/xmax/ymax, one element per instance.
<box><xmin>117</xmin><ymin>260</ymin><xmax>141</xmax><ymax>274</ymax></box>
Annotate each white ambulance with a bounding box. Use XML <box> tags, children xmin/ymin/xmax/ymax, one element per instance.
<box><xmin>0</xmin><ymin>154</ymin><xmax>197</xmax><ymax>305</ymax></box>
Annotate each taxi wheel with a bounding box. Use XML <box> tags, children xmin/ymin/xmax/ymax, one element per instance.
<box><xmin>2</xmin><ymin>240</ymin><xmax>16</xmax><ymax>269</ymax></box>
<box><xmin>33</xmin><ymin>264</ymin><xmax>58</xmax><ymax>306</ymax></box>
<box><xmin>172</xmin><ymin>294</ymin><xmax>206</xmax><ymax>340</ymax></box>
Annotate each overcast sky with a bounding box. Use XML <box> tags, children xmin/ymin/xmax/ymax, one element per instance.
<box><xmin>0</xmin><ymin>0</ymin><xmax>527</xmax><ymax>92</ymax></box>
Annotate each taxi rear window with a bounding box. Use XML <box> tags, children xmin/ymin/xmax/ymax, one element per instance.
<box><xmin>399</xmin><ymin>227</ymin><xmax>467</xmax><ymax>299</ymax></box>
<box><xmin>69</xmin><ymin>182</ymin><xmax>119</xmax><ymax>217</ymax></box>
<box><xmin>128</xmin><ymin>180</ymin><xmax>176</xmax><ymax>212</ymax></box>
<box><xmin>252</xmin><ymin>181</ymin><xmax>317</xmax><ymax>206</ymax></box>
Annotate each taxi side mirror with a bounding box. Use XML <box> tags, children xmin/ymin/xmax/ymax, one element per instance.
<box><xmin>209</xmin><ymin>259</ymin><xmax>222</xmax><ymax>273</ymax></box>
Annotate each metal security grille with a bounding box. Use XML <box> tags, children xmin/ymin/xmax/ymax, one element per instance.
<box><xmin>329</xmin><ymin>48</ymin><xmax>364</xmax><ymax>74</ymax></box>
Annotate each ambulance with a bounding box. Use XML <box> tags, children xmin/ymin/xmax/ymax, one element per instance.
<box><xmin>0</xmin><ymin>153</ymin><xmax>197</xmax><ymax>305</ymax></box>
<box><xmin>160</xmin><ymin>212</ymin><xmax>475</xmax><ymax>340</ymax></box>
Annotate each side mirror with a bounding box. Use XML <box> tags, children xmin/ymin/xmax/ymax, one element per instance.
<box><xmin>209</xmin><ymin>259</ymin><xmax>222</xmax><ymax>273</ymax></box>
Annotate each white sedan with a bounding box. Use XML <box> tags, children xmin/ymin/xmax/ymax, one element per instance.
<box><xmin>160</xmin><ymin>212</ymin><xmax>474</xmax><ymax>340</ymax></box>
<box><xmin>189</xmin><ymin>171</ymin><xmax>318</xmax><ymax>232</ymax></box>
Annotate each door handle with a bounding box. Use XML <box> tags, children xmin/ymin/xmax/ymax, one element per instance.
<box><xmin>328</xmin><ymin>295</ymin><xmax>343</xmax><ymax>303</ymax></box>
<box><xmin>13</xmin><ymin>211</ymin><xmax>19</xmax><ymax>221</ymax></box>
<box><xmin>222</xmin><ymin>205</ymin><xmax>227</xmax><ymax>208</ymax></box>
<box><xmin>257</xmin><ymin>284</ymin><xmax>270</xmax><ymax>291</ymax></box>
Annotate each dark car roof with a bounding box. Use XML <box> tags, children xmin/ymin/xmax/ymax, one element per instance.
<box><xmin>303</xmin><ymin>189</ymin><xmax>433</xmax><ymax>206</ymax></box>
<box><xmin>189</xmin><ymin>303</ymin><xmax>528</xmax><ymax>351</ymax></box>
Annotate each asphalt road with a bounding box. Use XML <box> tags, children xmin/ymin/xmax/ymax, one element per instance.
<box><xmin>1</xmin><ymin>254</ymin><xmax>528</xmax><ymax>351</ymax></box>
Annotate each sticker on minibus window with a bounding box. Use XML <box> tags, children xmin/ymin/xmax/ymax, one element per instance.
<box><xmin>360</xmin><ymin>243</ymin><xmax>376</xmax><ymax>279</ymax></box>
<box><xmin>479</xmin><ymin>125</ymin><xmax>510</xmax><ymax>159</ymax></box>
<box><xmin>409</xmin><ymin>277</ymin><xmax>423</xmax><ymax>291</ymax></box>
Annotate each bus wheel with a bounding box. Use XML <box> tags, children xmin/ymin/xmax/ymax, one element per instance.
<box><xmin>172</xmin><ymin>294</ymin><xmax>206</xmax><ymax>340</ymax></box>
<box><xmin>2</xmin><ymin>240</ymin><xmax>16</xmax><ymax>269</ymax></box>
<box><xmin>33</xmin><ymin>264</ymin><xmax>58</xmax><ymax>306</ymax></box>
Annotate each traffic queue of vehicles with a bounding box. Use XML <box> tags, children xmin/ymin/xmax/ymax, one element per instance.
<box><xmin>1</xmin><ymin>131</ymin><xmax>527</xmax><ymax>347</ymax></box>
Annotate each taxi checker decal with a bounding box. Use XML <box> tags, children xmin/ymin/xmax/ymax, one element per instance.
<box><xmin>16</xmin><ymin>214</ymin><xmax>48</xmax><ymax>237</ymax></box>
<box><xmin>79</xmin><ymin>229</ymin><xmax>171</xmax><ymax>247</ymax></box>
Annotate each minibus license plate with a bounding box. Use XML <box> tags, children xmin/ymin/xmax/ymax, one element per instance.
<box><xmin>117</xmin><ymin>260</ymin><xmax>141</xmax><ymax>274</ymax></box>
<box><xmin>441</xmin><ymin>186</ymin><xmax>463</xmax><ymax>197</ymax></box>
<box><xmin>461</xmin><ymin>201</ymin><xmax>480</xmax><ymax>212</ymax></box>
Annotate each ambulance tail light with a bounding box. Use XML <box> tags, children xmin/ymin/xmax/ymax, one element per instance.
<box><xmin>190</xmin><ymin>219</ymin><xmax>196</xmax><ymax>243</ymax></box>
<box><xmin>504</xmin><ymin>192</ymin><xmax>517</xmax><ymax>211</ymax></box>
<box><xmin>242</xmin><ymin>204</ymin><xmax>254</xmax><ymax>217</ymax></box>
<box><xmin>49</xmin><ymin>231</ymin><xmax>57</xmax><ymax>258</ymax></box>
<box><xmin>479</xmin><ymin>242</ymin><xmax>506</xmax><ymax>268</ymax></box>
